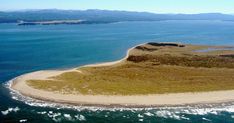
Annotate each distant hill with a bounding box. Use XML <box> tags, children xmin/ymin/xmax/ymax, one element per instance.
<box><xmin>1</xmin><ymin>9</ymin><xmax>234</xmax><ymax>23</ymax></box>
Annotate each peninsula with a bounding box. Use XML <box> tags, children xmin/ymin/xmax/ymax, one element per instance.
<box><xmin>11</xmin><ymin>42</ymin><xmax>234</xmax><ymax>107</ymax></box>
<box><xmin>17</xmin><ymin>20</ymin><xmax>84</xmax><ymax>25</ymax></box>
<box><xmin>17</xmin><ymin>20</ymin><xmax>108</xmax><ymax>25</ymax></box>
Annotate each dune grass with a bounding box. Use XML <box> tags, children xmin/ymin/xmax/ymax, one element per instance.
<box><xmin>27</xmin><ymin>43</ymin><xmax>234</xmax><ymax>95</ymax></box>
<box><xmin>27</xmin><ymin>62</ymin><xmax>234</xmax><ymax>95</ymax></box>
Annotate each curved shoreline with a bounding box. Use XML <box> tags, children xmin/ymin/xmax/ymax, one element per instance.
<box><xmin>10</xmin><ymin>43</ymin><xmax>234</xmax><ymax>107</ymax></box>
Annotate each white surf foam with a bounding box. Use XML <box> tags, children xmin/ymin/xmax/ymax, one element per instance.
<box><xmin>5</xmin><ymin>77</ymin><xmax>234</xmax><ymax>121</ymax></box>
<box><xmin>1</xmin><ymin>107</ymin><xmax>20</xmax><ymax>115</ymax></box>
<box><xmin>74</xmin><ymin>114</ymin><xmax>86</xmax><ymax>121</ymax></box>
<box><xmin>19</xmin><ymin>119</ymin><xmax>27</xmax><ymax>122</ymax></box>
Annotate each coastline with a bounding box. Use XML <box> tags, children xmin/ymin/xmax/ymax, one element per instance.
<box><xmin>10</xmin><ymin>43</ymin><xmax>234</xmax><ymax>107</ymax></box>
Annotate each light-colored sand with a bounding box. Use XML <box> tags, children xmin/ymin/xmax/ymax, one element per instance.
<box><xmin>82</xmin><ymin>46</ymin><xmax>135</xmax><ymax>67</ymax></box>
<box><xmin>11</xmin><ymin>70</ymin><xmax>234</xmax><ymax>106</ymax></box>
<box><xmin>10</xmin><ymin>43</ymin><xmax>234</xmax><ymax>107</ymax></box>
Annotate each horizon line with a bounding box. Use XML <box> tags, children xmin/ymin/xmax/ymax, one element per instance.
<box><xmin>1</xmin><ymin>8</ymin><xmax>234</xmax><ymax>15</ymax></box>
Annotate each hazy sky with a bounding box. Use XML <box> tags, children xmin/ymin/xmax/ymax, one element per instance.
<box><xmin>1</xmin><ymin>0</ymin><xmax>234</xmax><ymax>14</ymax></box>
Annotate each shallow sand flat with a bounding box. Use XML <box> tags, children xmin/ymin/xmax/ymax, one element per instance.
<box><xmin>11</xmin><ymin>70</ymin><xmax>234</xmax><ymax>106</ymax></box>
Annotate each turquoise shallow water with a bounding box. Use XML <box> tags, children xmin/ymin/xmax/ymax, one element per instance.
<box><xmin>0</xmin><ymin>20</ymin><xmax>234</xmax><ymax>122</ymax></box>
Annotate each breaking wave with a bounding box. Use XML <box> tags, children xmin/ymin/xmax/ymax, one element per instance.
<box><xmin>4</xmin><ymin>78</ymin><xmax>234</xmax><ymax>121</ymax></box>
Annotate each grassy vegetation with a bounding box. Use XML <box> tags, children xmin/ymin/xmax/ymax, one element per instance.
<box><xmin>127</xmin><ymin>55</ymin><xmax>234</xmax><ymax>68</ymax></box>
<box><xmin>27</xmin><ymin>43</ymin><xmax>234</xmax><ymax>95</ymax></box>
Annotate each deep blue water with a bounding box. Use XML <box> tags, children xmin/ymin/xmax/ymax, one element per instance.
<box><xmin>0</xmin><ymin>20</ymin><xmax>234</xmax><ymax>123</ymax></box>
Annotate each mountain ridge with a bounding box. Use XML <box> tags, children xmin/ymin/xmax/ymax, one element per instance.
<box><xmin>1</xmin><ymin>9</ymin><xmax>234</xmax><ymax>23</ymax></box>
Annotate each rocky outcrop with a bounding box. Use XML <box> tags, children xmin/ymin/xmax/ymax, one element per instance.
<box><xmin>135</xmin><ymin>46</ymin><xmax>158</xmax><ymax>51</ymax></box>
<box><xmin>147</xmin><ymin>42</ymin><xmax>185</xmax><ymax>47</ymax></box>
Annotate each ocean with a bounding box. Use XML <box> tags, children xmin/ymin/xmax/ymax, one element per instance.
<box><xmin>0</xmin><ymin>20</ymin><xmax>234</xmax><ymax>123</ymax></box>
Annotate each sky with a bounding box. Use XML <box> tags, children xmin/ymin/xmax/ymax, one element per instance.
<box><xmin>1</xmin><ymin>0</ymin><xmax>234</xmax><ymax>14</ymax></box>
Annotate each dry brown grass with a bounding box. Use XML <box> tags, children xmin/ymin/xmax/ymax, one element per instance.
<box><xmin>27</xmin><ymin>43</ymin><xmax>234</xmax><ymax>95</ymax></box>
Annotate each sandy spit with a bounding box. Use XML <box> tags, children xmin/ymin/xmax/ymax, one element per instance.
<box><xmin>10</xmin><ymin>44</ymin><xmax>234</xmax><ymax>107</ymax></box>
